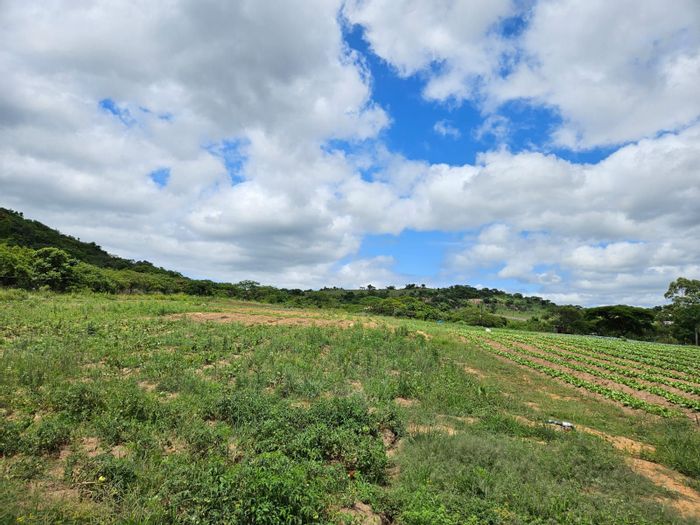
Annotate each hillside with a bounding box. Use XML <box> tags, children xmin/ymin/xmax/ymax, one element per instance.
<box><xmin>0</xmin><ymin>208</ymin><xmax>180</xmax><ymax>277</ymax></box>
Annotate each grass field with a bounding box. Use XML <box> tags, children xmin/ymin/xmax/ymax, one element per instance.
<box><xmin>1</xmin><ymin>291</ymin><xmax>700</xmax><ymax>524</ymax></box>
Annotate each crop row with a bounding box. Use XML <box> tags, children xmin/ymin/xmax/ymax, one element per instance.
<box><xmin>483</xmin><ymin>335</ymin><xmax>700</xmax><ymax>412</ymax></box>
<box><xmin>515</xmin><ymin>332</ymin><xmax>700</xmax><ymax>379</ymax></box>
<box><xmin>460</xmin><ymin>331</ymin><xmax>678</xmax><ymax>417</ymax></box>
<box><xmin>505</xmin><ymin>332</ymin><xmax>699</xmax><ymax>384</ymax></box>
<box><xmin>500</xmin><ymin>333</ymin><xmax>700</xmax><ymax>396</ymax></box>
<box><xmin>561</xmin><ymin>336</ymin><xmax>700</xmax><ymax>373</ymax></box>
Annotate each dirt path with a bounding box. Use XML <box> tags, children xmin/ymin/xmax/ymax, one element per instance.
<box><xmin>515</xmin><ymin>416</ymin><xmax>700</xmax><ymax>520</ymax></box>
<box><xmin>626</xmin><ymin>457</ymin><xmax>700</xmax><ymax>521</ymax></box>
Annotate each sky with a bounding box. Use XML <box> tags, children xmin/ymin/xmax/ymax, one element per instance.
<box><xmin>1</xmin><ymin>0</ymin><xmax>699</xmax><ymax>306</ymax></box>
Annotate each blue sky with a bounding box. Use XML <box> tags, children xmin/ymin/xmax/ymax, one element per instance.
<box><xmin>342</xmin><ymin>18</ymin><xmax>620</xmax><ymax>293</ymax></box>
<box><xmin>1</xmin><ymin>1</ymin><xmax>699</xmax><ymax>305</ymax></box>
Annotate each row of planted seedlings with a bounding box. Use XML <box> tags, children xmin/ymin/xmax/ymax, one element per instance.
<box><xmin>560</xmin><ymin>334</ymin><xmax>700</xmax><ymax>375</ymax></box>
<box><xmin>526</xmin><ymin>333</ymin><xmax>700</xmax><ymax>386</ymax></box>
<box><xmin>459</xmin><ymin>329</ymin><xmax>678</xmax><ymax>417</ymax></box>
<box><xmin>503</xmin><ymin>333</ymin><xmax>700</xmax><ymax>395</ymax></box>
<box><xmin>491</xmin><ymin>332</ymin><xmax>700</xmax><ymax>412</ymax></box>
<box><xmin>515</xmin><ymin>330</ymin><xmax>700</xmax><ymax>380</ymax></box>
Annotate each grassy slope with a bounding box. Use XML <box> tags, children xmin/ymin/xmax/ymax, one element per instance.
<box><xmin>1</xmin><ymin>291</ymin><xmax>698</xmax><ymax>524</ymax></box>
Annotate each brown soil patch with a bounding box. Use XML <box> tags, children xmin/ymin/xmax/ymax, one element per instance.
<box><xmin>515</xmin><ymin>415</ymin><xmax>655</xmax><ymax>456</ymax></box>
<box><xmin>170</xmin><ymin>311</ymin><xmax>358</xmax><ymax>328</ymax></box>
<box><xmin>394</xmin><ymin>397</ymin><xmax>418</xmax><ymax>408</ymax></box>
<box><xmin>408</xmin><ymin>423</ymin><xmax>459</xmax><ymax>436</ymax></box>
<box><xmin>524</xmin><ymin>401</ymin><xmax>541</xmax><ymax>411</ymax></box>
<box><xmin>462</xmin><ymin>365</ymin><xmax>486</xmax><ymax>379</ymax></box>
<box><xmin>627</xmin><ymin>457</ymin><xmax>700</xmax><ymax>520</ymax></box>
<box><xmin>163</xmin><ymin>438</ymin><xmax>187</xmax><ymax>455</ymax></box>
<box><xmin>227</xmin><ymin>440</ymin><xmax>241</xmax><ymax>460</ymax></box>
<box><xmin>110</xmin><ymin>445</ymin><xmax>128</xmax><ymax>459</ymax></box>
<box><xmin>381</xmin><ymin>428</ymin><xmax>399</xmax><ymax>452</ymax></box>
<box><xmin>414</xmin><ymin>330</ymin><xmax>432</xmax><ymax>340</ymax></box>
<box><xmin>81</xmin><ymin>437</ymin><xmax>103</xmax><ymax>458</ymax></box>
<box><xmin>290</xmin><ymin>400</ymin><xmax>311</xmax><ymax>409</ymax></box>
<box><xmin>348</xmin><ymin>380</ymin><xmax>364</xmax><ymax>393</ymax></box>
<box><xmin>338</xmin><ymin>502</ymin><xmax>384</xmax><ymax>525</ymax></box>
<box><xmin>546</xmin><ymin>392</ymin><xmax>576</xmax><ymax>401</ymax></box>
<box><xmin>29</xmin><ymin>479</ymin><xmax>81</xmax><ymax>503</ymax></box>
<box><xmin>137</xmin><ymin>381</ymin><xmax>157</xmax><ymax>393</ymax></box>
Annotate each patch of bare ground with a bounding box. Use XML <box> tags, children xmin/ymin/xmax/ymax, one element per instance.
<box><xmin>408</xmin><ymin>422</ymin><xmax>459</xmax><ymax>436</ymax></box>
<box><xmin>111</xmin><ymin>445</ymin><xmax>128</xmax><ymax>459</ymax></box>
<box><xmin>514</xmin><ymin>415</ymin><xmax>655</xmax><ymax>456</ymax></box>
<box><xmin>524</xmin><ymin>401</ymin><xmax>541</xmax><ymax>411</ymax></box>
<box><xmin>81</xmin><ymin>437</ymin><xmax>102</xmax><ymax>457</ymax></box>
<box><xmin>290</xmin><ymin>400</ymin><xmax>311</xmax><ymax>409</ymax></box>
<box><xmin>577</xmin><ymin>425</ymin><xmax>656</xmax><ymax>456</ymax></box>
<box><xmin>120</xmin><ymin>366</ymin><xmax>140</xmax><ymax>377</ymax></box>
<box><xmin>461</xmin><ymin>365</ymin><xmax>486</xmax><ymax>379</ymax></box>
<box><xmin>440</xmin><ymin>415</ymin><xmax>478</xmax><ymax>425</ymax></box>
<box><xmin>393</xmin><ymin>397</ymin><xmax>418</xmax><ymax>408</ymax></box>
<box><xmin>413</xmin><ymin>330</ymin><xmax>431</xmax><ymax>340</ymax></box>
<box><xmin>381</xmin><ymin>427</ymin><xmax>406</xmax><ymax>462</ymax></box>
<box><xmin>137</xmin><ymin>380</ymin><xmax>157</xmax><ymax>393</ymax></box>
<box><xmin>163</xmin><ymin>437</ymin><xmax>187</xmax><ymax>455</ymax></box>
<box><xmin>169</xmin><ymin>311</ymin><xmax>361</xmax><ymax>328</ymax></box>
<box><xmin>348</xmin><ymin>380</ymin><xmax>364</xmax><ymax>393</ymax></box>
<box><xmin>546</xmin><ymin>392</ymin><xmax>576</xmax><ymax>401</ymax></box>
<box><xmin>28</xmin><ymin>454</ymin><xmax>81</xmax><ymax>506</ymax></box>
<box><xmin>338</xmin><ymin>502</ymin><xmax>385</xmax><ymax>525</ymax></box>
<box><xmin>482</xmin><ymin>339</ymin><xmax>685</xmax><ymax>416</ymax></box>
<box><xmin>626</xmin><ymin>457</ymin><xmax>700</xmax><ymax>521</ymax></box>
<box><xmin>161</xmin><ymin>391</ymin><xmax>179</xmax><ymax>401</ymax></box>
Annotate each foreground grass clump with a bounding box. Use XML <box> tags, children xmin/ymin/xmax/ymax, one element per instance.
<box><xmin>1</xmin><ymin>292</ymin><xmax>698</xmax><ymax>523</ymax></box>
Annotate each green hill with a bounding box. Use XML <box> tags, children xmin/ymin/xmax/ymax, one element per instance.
<box><xmin>0</xmin><ymin>208</ymin><xmax>180</xmax><ymax>277</ymax></box>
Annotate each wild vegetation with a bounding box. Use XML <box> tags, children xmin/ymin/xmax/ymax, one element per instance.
<box><xmin>1</xmin><ymin>292</ymin><xmax>700</xmax><ymax>524</ymax></box>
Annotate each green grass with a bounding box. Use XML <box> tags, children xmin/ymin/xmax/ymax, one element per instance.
<box><xmin>1</xmin><ymin>291</ymin><xmax>698</xmax><ymax>524</ymax></box>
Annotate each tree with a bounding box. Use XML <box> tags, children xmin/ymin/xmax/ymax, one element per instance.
<box><xmin>584</xmin><ymin>305</ymin><xmax>655</xmax><ymax>338</ymax></box>
<box><xmin>554</xmin><ymin>305</ymin><xmax>589</xmax><ymax>334</ymax></box>
<box><xmin>31</xmin><ymin>247</ymin><xmax>78</xmax><ymax>291</ymax></box>
<box><xmin>0</xmin><ymin>243</ymin><xmax>34</xmax><ymax>288</ymax></box>
<box><xmin>665</xmin><ymin>278</ymin><xmax>700</xmax><ymax>345</ymax></box>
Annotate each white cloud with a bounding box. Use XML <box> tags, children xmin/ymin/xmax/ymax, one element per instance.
<box><xmin>344</xmin><ymin>0</ymin><xmax>514</xmax><ymax>101</ymax></box>
<box><xmin>348</xmin><ymin>0</ymin><xmax>700</xmax><ymax>148</ymax></box>
<box><xmin>0</xmin><ymin>0</ymin><xmax>393</xmax><ymax>286</ymax></box>
<box><xmin>433</xmin><ymin>120</ymin><xmax>461</xmax><ymax>139</ymax></box>
<box><xmin>1</xmin><ymin>0</ymin><xmax>698</xmax><ymax>305</ymax></box>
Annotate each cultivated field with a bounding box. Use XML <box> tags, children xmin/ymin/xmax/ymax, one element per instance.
<box><xmin>460</xmin><ymin>328</ymin><xmax>700</xmax><ymax>419</ymax></box>
<box><xmin>1</xmin><ymin>291</ymin><xmax>700</xmax><ymax>524</ymax></box>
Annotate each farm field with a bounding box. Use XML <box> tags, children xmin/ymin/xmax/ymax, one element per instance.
<box><xmin>2</xmin><ymin>291</ymin><xmax>700</xmax><ymax>524</ymax></box>
<box><xmin>459</xmin><ymin>328</ymin><xmax>700</xmax><ymax>419</ymax></box>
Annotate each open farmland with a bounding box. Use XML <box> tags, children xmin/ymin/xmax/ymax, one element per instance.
<box><xmin>2</xmin><ymin>292</ymin><xmax>700</xmax><ymax>524</ymax></box>
<box><xmin>460</xmin><ymin>329</ymin><xmax>700</xmax><ymax>419</ymax></box>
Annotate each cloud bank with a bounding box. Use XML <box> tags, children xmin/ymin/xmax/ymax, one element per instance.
<box><xmin>1</xmin><ymin>0</ymin><xmax>698</xmax><ymax>304</ymax></box>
